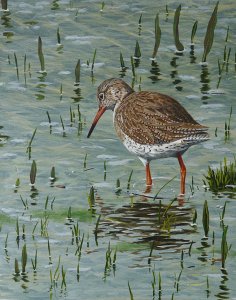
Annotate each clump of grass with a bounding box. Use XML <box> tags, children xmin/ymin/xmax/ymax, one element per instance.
<box><xmin>203</xmin><ymin>157</ymin><xmax>236</xmax><ymax>192</ymax></box>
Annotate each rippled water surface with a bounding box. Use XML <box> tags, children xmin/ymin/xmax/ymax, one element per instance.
<box><xmin>0</xmin><ymin>1</ymin><xmax>236</xmax><ymax>299</ymax></box>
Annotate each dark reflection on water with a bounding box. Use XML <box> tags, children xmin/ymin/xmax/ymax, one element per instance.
<box><xmin>215</xmin><ymin>269</ymin><xmax>231</xmax><ymax>300</ymax></box>
<box><xmin>170</xmin><ymin>56</ymin><xmax>183</xmax><ymax>91</ymax></box>
<box><xmin>189</xmin><ymin>45</ymin><xmax>197</xmax><ymax>64</ymax></box>
<box><xmin>1</xmin><ymin>10</ymin><xmax>12</xmax><ymax>28</ymax></box>
<box><xmin>99</xmin><ymin>198</ymin><xmax>195</xmax><ymax>251</ymax></box>
<box><xmin>200</xmin><ymin>65</ymin><xmax>210</xmax><ymax>102</ymax></box>
<box><xmin>149</xmin><ymin>60</ymin><xmax>161</xmax><ymax>83</ymax></box>
<box><xmin>72</xmin><ymin>86</ymin><xmax>83</xmax><ymax>102</ymax></box>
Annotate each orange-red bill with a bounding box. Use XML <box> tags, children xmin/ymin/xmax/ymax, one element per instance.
<box><xmin>87</xmin><ymin>106</ymin><xmax>106</xmax><ymax>138</ymax></box>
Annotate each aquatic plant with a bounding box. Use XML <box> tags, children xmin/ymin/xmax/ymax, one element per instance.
<box><xmin>203</xmin><ymin>157</ymin><xmax>236</xmax><ymax>192</ymax></box>
<box><xmin>152</xmin><ymin>13</ymin><xmax>161</xmax><ymax>59</ymax></box>
<box><xmin>38</xmin><ymin>36</ymin><xmax>46</xmax><ymax>73</ymax></box>
<box><xmin>75</xmin><ymin>59</ymin><xmax>81</xmax><ymax>84</ymax></box>
<box><xmin>202</xmin><ymin>1</ymin><xmax>219</xmax><ymax>62</ymax></box>
<box><xmin>173</xmin><ymin>5</ymin><xmax>184</xmax><ymax>51</ymax></box>
<box><xmin>191</xmin><ymin>20</ymin><xmax>198</xmax><ymax>44</ymax></box>
<box><xmin>202</xmin><ymin>200</ymin><xmax>209</xmax><ymax>237</ymax></box>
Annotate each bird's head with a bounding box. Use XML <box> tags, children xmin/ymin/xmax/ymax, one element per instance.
<box><xmin>87</xmin><ymin>78</ymin><xmax>133</xmax><ymax>138</ymax></box>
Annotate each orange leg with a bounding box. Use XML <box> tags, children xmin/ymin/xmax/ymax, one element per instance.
<box><xmin>145</xmin><ymin>162</ymin><xmax>153</xmax><ymax>186</ymax></box>
<box><xmin>177</xmin><ymin>153</ymin><xmax>186</xmax><ymax>195</ymax></box>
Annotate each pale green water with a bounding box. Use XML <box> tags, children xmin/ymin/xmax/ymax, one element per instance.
<box><xmin>0</xmin><ymin>1</ymin><xmax>236</xmax><ymax>299</ymax></box>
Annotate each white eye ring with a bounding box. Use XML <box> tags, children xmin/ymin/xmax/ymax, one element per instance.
<box><xmin>98</xmin><ymin>92</ymin><xmax>104</xmax><ymax>101</ymax></box>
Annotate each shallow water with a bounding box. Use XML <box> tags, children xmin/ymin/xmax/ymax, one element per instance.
<box><xmin>0</xmin><ymin>1</ymin><xmax>236</xmax><ymax>299</ymax></box>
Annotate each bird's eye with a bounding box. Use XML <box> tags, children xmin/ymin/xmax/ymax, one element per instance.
<box><xmin>98</xmin><ymin>92</ymin><xmax>104</xmax><ymax>101</ymax></box>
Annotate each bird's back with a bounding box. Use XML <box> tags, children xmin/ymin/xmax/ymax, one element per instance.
<box><xmin>114</xmin><ymin>91</ymin><xmax>209</xmax><ymax>146</ymax></box>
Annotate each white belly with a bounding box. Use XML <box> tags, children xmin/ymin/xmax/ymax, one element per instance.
<box><xmin>122</xmin><ymin>132</ymin><xmax>191</xmax><ymax>162</ymax></box>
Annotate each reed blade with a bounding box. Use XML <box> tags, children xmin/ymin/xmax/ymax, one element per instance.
<box><xmin>1</xmin><ymin>0</ymin><xmax>7</xmax><ymax>10</ymax></box>
<box><xmin>38</xmin><ymin>36</ymin><xmax>45</xmax><ymax>72</ymax></box>
<box><xmin>202</xmin><ymin>1</ymin><xmax>219</xmax><ymax>62</ymax></box>
<box><xmin>202</xmin><ymin>200</ymin><xmax>209</xmax><ymax>237</ymax></box>
<box><xmin>191</xmin><ymin>20</ymin><xmax>198</xmax><ymax>44</ymax></box>
<box><xmin>75</xmin><ymin>59</ymin><xmax>81</xmax><ymax>83</ymax></box>
<box><xmin>173</xmin><ymin>5</ymin><xmax>184</xmax><ymax>51</ymax></box>
<box><xmin>30</xmin><ymin>160</ymin><xmax>37</xmax><ymax>185</ymax></box>
<box><xmin>152</xmin><ymin>13</ymin><xmax>161</xmax><ymax>58</ymax></box>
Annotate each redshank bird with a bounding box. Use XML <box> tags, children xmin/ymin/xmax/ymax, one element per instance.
<box><xmin>87</xmin><ymin>78</ymin><xmax>209</xmax><ymax>195</ymax></box>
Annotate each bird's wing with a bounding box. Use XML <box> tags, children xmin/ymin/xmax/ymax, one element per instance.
<box><xmin>115</xmin><ymin>91</ymin><xmax>208</xmax><ymax>145</ymax></box>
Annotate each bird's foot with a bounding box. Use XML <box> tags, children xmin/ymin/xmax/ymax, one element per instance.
<box><xmin>177</xmin><ymin>193</ymin><xmax>185</xmax><ymax>206</ymax></box>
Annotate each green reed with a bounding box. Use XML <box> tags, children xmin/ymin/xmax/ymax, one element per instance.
<box><xmin>120</xmin><ymin>52</ymin><xmax>126</xmax><ymax>70</ymax></box>
<box><xmin>151</xmin><ymin>270</ymin><xmax>156</xmax><ymax>298</ymax></box>
<box><xmin>173</xmin><ymin>5</ymin><xmax>184</xmax><ymax>51</ymax></box>
<box><xmin>14</xmin><ymin>52</ymin><xmax>19</xmax><ymax>80</ymax></box>
<box><xmin>174</xmin><ymin>269</ymin><xmax>182</xmax><ymax>292</ymax></box>
<box><xmin>16</xmin><ymin>217</ymin><xmax>20</xmax><ymax>239</ymax></box>
<box><xmin>202</xmin><ymin>200</ymin><xmax>209</xmax><ymax>238</ymax></box>
<box><xmin>134</xmin><ymin>40</ymin><xmax>141</xmax><ymax>58</ymax></box>
<box><xmin>4</xmin><ymin>233</ymin><xmax>8</xmax><ymax>250</ymax></box>
<box><xmin>225</xmin><ymin>25</ymin><xmax>230</xmax><ymax>43</ymax></box>
<box><xmin>50</xmin><ymin>166</ymin><xmax>56</xmax><ymax>181</ymax></box>
<box><xmin>23</xmin><ymin>54</ymin><xmax>27</xmax><ymax>73</ymax></box>
<box><xmin>220</xmin><ymin>201</ymin><xmax>227</xmax><ymax>227</ymax></box>
<box><xmin>152</xmin><ymin>13</ymin><xmax>161</xmax><ymax>59</ymax></box>
<box><xmin>130</xmin><ymin>56</ymin><xmax>136</xmax><ymax>78</ymax></box>
<box><xmin>83</xmin><ymin>153</ymin><xmax>87</xmax><ymax>169</ymax></box>
<box><xmin>32</xmin><ymin>221</ymin><xmax>39</xmax><ymax>239</ymax></box>
<box><xmin>21</xmin><ymin>244</ymin><xmax>27</xmax><ymax>274</ymax></box>
<box><xmin>202</xmin><ymin>1</ymin><xmax>219</xmax><ymax>62</ymax></box>
<box><xmin>1</xmin><ymin>0</ymin><xmax>8</xmax><ymax>10</ymax></box>
<box><xmin>31</xmin><ymin>249</ymin><xmax>38</xmax><ymax>272</ymax></box>
<box><xmin>67</xmin><ymin>206</ymin><xmax>72</xmax><ymax>221</ymax></box>
<box><xmin>30</xmin><ymin>160</ymin><xmax>37</xmax><ymax>186</ymax></box>
<box><xmin>14</xmin><ymin>258</ymin><xmax>20</xmax><ymax>275</ymax></box>
<box><xmin>48</xmin><ymin>238</ymin><xmax>52</xmax><ymax>264</ymax></box>
<box><xmin>40</xmin><ymin>214</ymin><xmax>49</xmax><ymax>237</ymax></box>
<box><xmin>138</xmin><ymin>13</ymin><xmax>142</xmax><ymax>35</ymax></box>
<box><xmin>75</xmin><ymin>59</ymin><xmax>81</xmax><ymax>84</ymax></box>
<box><xmin>26</xmin><ymin>128</ymin><xmax>37</xmax><ymax>159</ymax></box>
<box><xmin>128</xmin><ymin>281</ymin><xmax>134</xmax><ymax>300</ymax></box>
<box><xmin>127</xmin><ymin>170</ymin><xmax>133</xmax><ymax>190</ymax></box>
<box><xmin>75</xmin><ymin>233</ymin><xmax>84</xmax><ymax>258</ymax></box>
<box><xmin>100</xmin><ymin>1</ymin><xmax>105</xmax><ymax>12</ymax></box>
<box><xmin>38</xmin><ymin>36</ymin><xmax>46</xmax><ymax>72</ymax></box>
<box><xmin>88</xmin><ymin>186</ymin><xmax>96</xmax><ymax>213</ymax></box>
<box><xmin>191</xmin><ymin>20</ymin><xmax>198</xmax><ymax>44</ymax></box>
<box><xmin>91</xmin><ymin>48</ymin><xmax>97</xmax><ymax>72</ymax></box>
<box><xmin>221</xmin><ymin>225</ymin><xmax>231</xmax><ymax>269</ymax></box>
<box><xmin>57</xmin><ymin>27</ymin><xmax>61</xmax><ymax>44</ymax></box>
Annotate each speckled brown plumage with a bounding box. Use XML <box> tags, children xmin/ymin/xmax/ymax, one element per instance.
<box><xmin>114</xmin><ymin>91</ymin><xmax>208</xmax><ymax>145</ymax></box>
